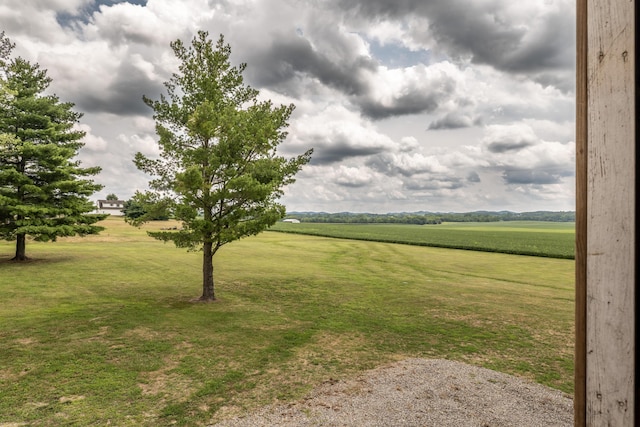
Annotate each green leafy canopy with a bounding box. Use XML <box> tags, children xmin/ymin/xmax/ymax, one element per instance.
<box><xmin>133</xmin><ymin>31</ymin><xmax>312</xmax><ymax>299</ymax></box>
<box><xmin>134</xmin><ymin>31</ymin><xmax>312</xmax><ymax>251</ymax></box>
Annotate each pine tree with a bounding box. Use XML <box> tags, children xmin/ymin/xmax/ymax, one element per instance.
<box><xmin>0</xmin><ymin>34</ymin><xmax>106</xmax><ymax>261</ymax></box>
<box><xmin>134</xmin><ymin>32</ymin><xmax>312</xmax><ymax>300</ymax></box>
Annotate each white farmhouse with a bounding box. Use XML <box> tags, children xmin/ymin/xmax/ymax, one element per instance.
<box><xmin>282</xmin><ymin>218</ymin><xmax>300</xmax><ymax>223</ymax></box>
<box><xmin>95</xmin><ymin>199</ymin><xmax>125</xmax><ymax>216</ymax></box>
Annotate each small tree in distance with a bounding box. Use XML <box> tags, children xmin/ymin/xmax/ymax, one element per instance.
<box><xmin>105</xmin><ymin>193</ymin><xmax>119</xmax><ymax>201</ymax></box>
<box><xmin>123</xmin><ymin>191</ymin><xmax>170</xmax><ymax>221</ymax></box>
<box><xmin>133</xmin><ymin>31</ymin><xmax>312</xmax><ymax>301</ymax></box>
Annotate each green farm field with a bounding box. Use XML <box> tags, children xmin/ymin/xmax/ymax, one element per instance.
<box><xmin>270</xmin><ymin>221</ymin><xmax>576</xmax><ymax>259</ymax></box>
<box><xmin>0</xmin><ymin>217</ymin><xmax>574</xmax><ymax>426</ymax></box>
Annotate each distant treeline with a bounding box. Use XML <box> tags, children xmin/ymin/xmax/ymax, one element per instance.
<box><xmin>284</xmin><ymin>211</ymin><xmax>575</xmax><ymax>224</ymax></box>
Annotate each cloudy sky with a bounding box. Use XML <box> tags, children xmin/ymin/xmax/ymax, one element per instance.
<box><xmin>1</xmin><ymin>0</ymin><xmax>576</xmax><ymax>213</ymax></box>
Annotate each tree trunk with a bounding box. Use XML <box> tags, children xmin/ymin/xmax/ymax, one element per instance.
<box><xmin>200</xmin><ymin>241</ymin><xmax>215</xmax><ymax>301</ymax></box>
<box><xmin>12</xmin><ymin>233</ymin><xmax>28</xmax><ymax>261</ymax></box>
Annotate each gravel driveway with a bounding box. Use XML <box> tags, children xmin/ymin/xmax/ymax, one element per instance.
<box><xmin>213</xmin><ymin>358</ymin><xmax>573</xmax><ymax>426</ymax></box>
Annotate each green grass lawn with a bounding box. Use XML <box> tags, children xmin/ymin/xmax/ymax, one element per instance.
<box><xmin>270</xmin><ymin>221</ymin><xmax>576</xmax><ymax>259</ymax></box>
<box><xmin>0</xmin><ymin>217</ymin><xmax>574</xmax><ymax>426</ymax></box>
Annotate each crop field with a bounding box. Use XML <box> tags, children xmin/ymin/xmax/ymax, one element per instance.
<box><xmin>270</xmin><ymin>221</ymin><xmax>576</xmax><ymax>259</ymax></box>
<box><xmin>0</xmin><ymin>217</ymin><xmax>574</xmax><ymax>426</ymax></box>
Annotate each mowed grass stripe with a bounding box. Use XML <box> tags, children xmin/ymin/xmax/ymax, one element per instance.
<box><xmin>0</xmin><ymin>217</ymin><xmax>574</xmax><ymax>426</ymax></box>
<box><xmin>269</xmin><ymin>221</ymin><xmax>576</xmax><ymax>259</ymax></box>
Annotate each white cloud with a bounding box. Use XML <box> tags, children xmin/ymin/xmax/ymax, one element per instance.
<box><xmin>86</xmin><ymin>0</ymin><xmax>216</xmax><ymax>47</ymax></box>
<box><xmin>481</xmin><ymin>123</ymin><xmax>539</xmax><ymax>153</ymax></box>
<box><xmin>286</xmin><ymin>104</ymin><xmax>396</xmax><ymax>163</ymax></box>
<box><xmin>117</xmin><ymin>133</ymin><xmax>160</xmax><ymax>158</ymax></box>
<box><xmin>359</xmin><ymin>61</ymin><xmax>462</xmax><ymax>119</ymax></box>
<box><xmin>76</xmin><ymin>123</ymin><xmax>108</xmax><ymax>152</ymax></box>
<box><xmin>477</xmin><ymin>123</ymin><xmax>574</xmax><ymax>187</ymax></box>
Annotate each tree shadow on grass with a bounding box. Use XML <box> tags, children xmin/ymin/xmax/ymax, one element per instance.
<box><xmin>0</xmin><ymin>254</ymin><xmax>75</xmax><ymax>265</ymax></box>
<box><xmin>159</xmin><ymin>296</ymin><xmax>222</xmax><ymax>309</ymax></box>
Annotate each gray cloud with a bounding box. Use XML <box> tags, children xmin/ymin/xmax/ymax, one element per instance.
<box><xmin>310</xmin><ymin>143</ymin><xmax>382</xmax><ymax>165</ymax></box>
<box><xmin>248</xmin><ymin>35</ymin><xmax>375</xmax><ymax>96</ymax></box>
<box><xmin>335</xmin><ymin>0</ymin><xmax>427</xmax><ymax>18</ymax></box>
<box><xmin>486</xmin><ymin>138</ymin><xmax>535</xmax><ymax>153</ymax></box>
<box><xmin>467</xmin><ymin>171</ymin><xmax>481</xmax><ymax>183</ymax></box>
<box><xmin>428</xmin><ymin>113</ymin><xmax>481</xmax><ymax>130</ymax></box>
<box><xmin>502</xmin><ymin>169</ymin><xmax>563</xmax><ymax>185</ymax></box>
<box><xmin>246</xmin><ymin>30</ymin><xmax>459</xmax><ymax>120</ymax></box>
<box><xmin>403</xmin><ymin>178</ymin><xmax>464</xmax><ymax>191</ymax></box>
<box><xmin>335</xmin><ymin>180</ymin><xmax>369</xmax><ymax>188</ymax></box>
<box><xmin>493</xmin><ymin>10</ymin><xmax>574</xmax><ymax>74</ymax></box>
<box><xmin>335</xmin><ymin>0</ymin><xmax>575</xmax><ymax>90</ymax></box>
<box><xmin>359</xmin><ymin>90</ymin><xmax>440</xmax><ymax>120</ymax></box>
<box><xmin>366</xmin><ymin>152</ymin><xmax>448</xmax><ymax>178</ymax></box>
<box><xmin>74</xmin><ymin>60</ymin><xmax>161</xmax><ymax>115</ymax></box>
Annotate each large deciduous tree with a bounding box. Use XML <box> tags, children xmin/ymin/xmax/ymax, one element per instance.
<box><xmin>134</xmin><ymin>31</ymin><xmax>312</xmax><ymax>301</ymax></box>
<box><xmin>0</xmin><ymin>33</ymin><xmax>106</xmax><ymax>261</ymax></box>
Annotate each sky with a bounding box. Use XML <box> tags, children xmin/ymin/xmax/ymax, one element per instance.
<box><xmin>0</xmin><ymin>0</ymin><xmax>576</xmax><ymax>213</ymax></box>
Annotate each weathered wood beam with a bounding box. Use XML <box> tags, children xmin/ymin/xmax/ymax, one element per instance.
<box><xmin>581</xmin><ymin>0</ymin><xmax>636</xmax><ymax>425</ymax></box>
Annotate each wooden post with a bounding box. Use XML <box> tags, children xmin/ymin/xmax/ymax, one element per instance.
<box><xmin>577</xmin><ymin>0</ymin><xmax>636</xmax><ymax>425</ymax></box>
<box><xmin>575</xmin><ymin>0</ymin><xmax>587</xmax><ymax>424</ymax></box>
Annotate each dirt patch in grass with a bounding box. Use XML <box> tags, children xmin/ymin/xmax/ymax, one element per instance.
<box><xmin>139</xmin><ymin>371</ymin><xmax>194</xmax><ymax>400</ymax></box>
<box><xmin>0</xmin><ymin>369</ymin><xmax>18</xmax><ymax>382</ymax></box>
<box><xmin>297</xmin><ymin>332</ymin><xmax>377</xmax><ymax>367</ymax></box>
<box><xmin>58</xmin><ymin>395</ymin><xmax>85</xmax><ymax>404</ymax></box>
<box><xmin>138</xmin><ymin>341</ymin><xmax>196</xmax><ymax>402</ymax></box>
<box><xmin>124</xmin><ymin>326</ymin><xmax>161</xmax><ymax>341</ymax></box>
<box><xmin>60</xmin><ymin>235</ymin><xmax>124</xmax><ymax>243</ymax></box>
<box><xmin>14</xmin><ymin>338</ymin><xmax>37</xmax><ymax>345</ymax></box>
